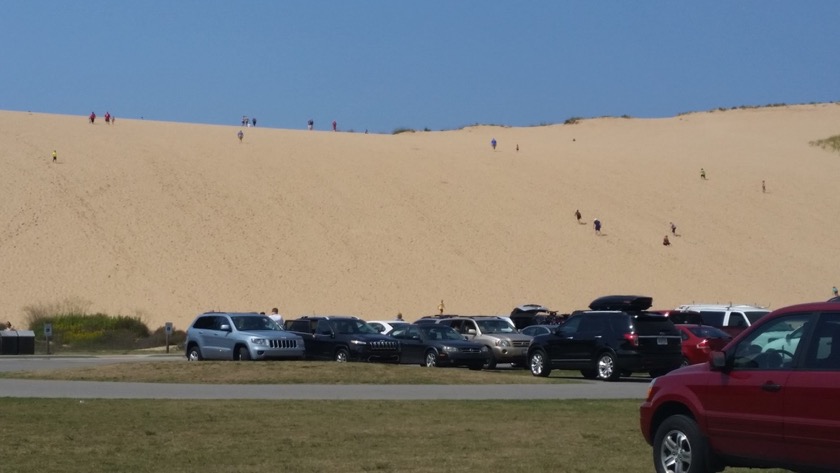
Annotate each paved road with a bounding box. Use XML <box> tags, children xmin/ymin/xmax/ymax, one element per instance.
<box><xmin>0</xmin><ymin>355</ymin><xmax>651</xmax><ymax>400</ymax></box>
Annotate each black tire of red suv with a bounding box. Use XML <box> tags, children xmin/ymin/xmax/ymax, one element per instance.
<box><xmin>529</xmin><ymin>350</ymin><xmax>551</xmax><ymax>377</ymax></box>
<box><xmin>653</xmin><ymin>414</ymin><xmax>713</xmax><ymax>473</ymax></box>
<box><xmin>596</xmin><ymin>352</ymin><xmax>620</xmax><ymax>381</ymax></box>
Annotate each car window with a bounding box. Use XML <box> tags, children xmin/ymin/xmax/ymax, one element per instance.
<box><xmin>698</xmin><ymin>311</ymin><xmax>725</xmax><ymax>327</ymax></box>
<box><xmin>389</xmin><ymin>327</ymin><xmax>408</xmax><ymax>339</ymax></box>
<box><xmin>727</xmin><ymin>312</ymin><xmax>748</xmax><ymax>328</ymax></box>
<box><xmin>686</xmin><ymin>325</ymin><xmax>730</xmax><ymax>339</ymax></box>
<box><xmin>368</xmin><ymin>323</ymin><xmax>384</xmax><ymax>332</ymax></box>
<box><xmin>560</xmin><ymin>315</ymin><xmax>582</xmax><ymax>334</ymax></box>
<box><xmin>802</xmin><ymin>312</ymin><xmax>840</xmax><ymax>370</ymax></box>
<box><xmin>476</xmin><ymin>319</ymin><xmax>515</xmax><ymax>334</ymax></box>
<box><xmin>579</xmin><ymin>315</ymin><xmax>608</xmax><ymax>333</ymax></box>
<box><xmin>231</xmin><ymin>315</ymin><xmax>280</xmax><ymax>332</ymax></box>
<box><xmin>192</xmin><ymin>315</ymin><xmax>215</xmax><ymax>330</ymax></box>
<box><xmin>745</xmin><ymin>311</ymin><xmax>770</xmax><ymax>324</ymax></box>
<box><xmin>406</xmin><ymin>325</ymin><xmax>421</xmax><ymax>339</ymax></box>
<box><xmin>316</xmin><ymin>319</ymin><xmax>332</xmax><ymax>335</ymax></box>
<box><xmin>732</xmin><ymin>314</ymin><xmax>812</xmax><ymax>370</ymax></box>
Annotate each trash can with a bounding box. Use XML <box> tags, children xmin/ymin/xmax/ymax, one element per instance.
<box><xmin>16</xmin><ymin>330</ymin><xmax>35</xmax><ymax>355</ymax></box>
<box><xmin>0</xmin><ymin>331</ymin><xmax>19</xmax><ymax>355</ymax></box>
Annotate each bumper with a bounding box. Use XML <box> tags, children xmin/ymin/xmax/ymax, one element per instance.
<box><xmin>493</xmin><ymin>346</ymin><xmax>529</xmax><ymax>363</ymax></box>
<box><xmin>438</xmin><ymin>351</ymin><xmax>488</xmax><ymax>366</ymax></box>
<box><xmin>251</xmin><ymin>346</ymin><xmax>306</xmax><ymax>360</ymax></box>
<box><xmin>616</xmin><ymin>352</ymin><xmax>682</xmax><ymax>373</ymax></box>
<box><xmin>349</xmin><ymin>346</ymin><xmax>400</xmax><ymax>362</ymax></box>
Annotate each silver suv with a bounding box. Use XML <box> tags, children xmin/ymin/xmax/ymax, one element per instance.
<box><xmin>434</xmin><ymin>316</ymin><xmax>532</xmax><ymax>368</ymax></box>
<box><xmin>185</xmin><ymin>312</ymin><xmax>305</xmax><ymax>361</ymax></box>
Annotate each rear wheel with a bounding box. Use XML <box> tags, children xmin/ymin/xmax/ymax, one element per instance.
<box><xmin>467</xmin><ymin>363</ymin><xmax>483</xmax><ymax>371</ymax></box>
<box><xmin>596</xmin><ymin>352</ymin><xmax>620</xmax><ymax>381</ymax></box>
<box><xmin>335</xmin><ymin>347</ymin><xmax>349</xmax><ymax>362</ymax></box>
<box><xmin>424</xmin><ymin>350</ymin><xmax>438</xmax><ymax>368</ymax></box>
<box><xmin>235</xmin><ymin>346</ymin><xmax>251</xmax><ymax>361</ymax></box>
<box><xmin>653</xmin><ymin>414</ymin><xmax>713</xmax><ymax>473</ymax></box>
<box><xmin>529</xmin><ymin>350</ymin><xmax>551</xmax><ymax>377</ymax></box>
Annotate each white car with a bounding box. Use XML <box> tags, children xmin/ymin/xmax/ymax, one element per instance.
<box><xmin>367</xmin><ymin>320</ymin><xmax>410</xmax><ymax>335</ymax></box>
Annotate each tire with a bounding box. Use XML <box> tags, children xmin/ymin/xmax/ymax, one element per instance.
<box><xmin>335</xmin><ymin>347</ymin><xmax>349</xmax><ymax>362</ymax></box>
<box><xmin>529</xmin><ymin>350</ymin><xmax>551</xmax><ymax>377</ymax></box>
<box><xmin>680</xmin><ymin>357</ymin><xmax>691</xmax><ymax>368</ymax></box>
<box><xmin>186</xmin><ymin>345</ymin><xmax>203</xmax><ymax>361</ymax></box>
<box><xmin>235</xmin><ymin>346</ymin><xmax>251</xmax><ymax>361</ymax></box>
<box><xmin>596</xmin><ymin>352</ymin><xmax>620</xmax><ymax>381</ymax></box>
<box><xmin>650</xmin><ymin>369</ymin><xmax>671</xmax><ymax>378</ymax></box>
<box><xmin>483</xmin><ymin>349</ymin><xmax>497</xmax><ymax>370</ymax></box>
<box><xmin>653</xmin><ymin>414</ymin><xmax>713</xmax><ymax>473</ymax></box>
<box><xmin>424</xmin><ymin>350</ymin><xmax>438</xmax><ymax>368</ymax></box>
<box><xmin>467</xmin><ymin>363</ymin><xmax>483</xmax><ymax>371</ymax></box>
<box><xmin>580</xmin><ymin>369</ymin><xmax>597</xmax><ymax>379</ymax></box>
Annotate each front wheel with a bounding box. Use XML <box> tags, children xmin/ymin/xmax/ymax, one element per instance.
<box><xmin>467</xmin><ymin>363</ymin><xmax>483</xmax><ymax>371</ymax></box>
<box><xmin>235</xmin><ymin>346</ymin><xmax>251</xmax><ymax>361</ymax></box>
<box><xmin>186</xmin><ymin>345</ymin><xmax>203</xmax><ymax>361</ymax></box>
<box><xmin>335</xmin><ymin>347</ymin><xmax>349</xmax><ymax>362</ymax></box>
<box><xmin>484</xmin><ymin>349</ymin><xmax>497</xmax><ymax>370</ymax></box>
<box><xmin>596</xmin><ymin>352</ymin><xmax>620</xmax><ymax>381</ymax></box>
<box><xmin>653</xmin><ymin>414</ymin><xmax>713</xmax><ymax>473</ymax></box>
<box><xmin>529</xmin><ymin>350</ymin><xmax>551</xmax><ymax>377</ymax></box>
<box><xmin>424</xmin><ymin>350</ymin><xmax>438</xmax><ymax>368</ymax></box>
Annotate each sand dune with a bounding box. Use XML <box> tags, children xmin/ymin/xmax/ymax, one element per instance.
<box><xmin>1</xmin><ymin>105</ymin><xmax>839</xmax><ymax>331</ymax></box>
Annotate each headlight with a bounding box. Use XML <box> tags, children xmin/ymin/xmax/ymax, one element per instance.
<box><xmin>480</xmin><ymin>346</ymin><xmax>489</xmax><ymax>352</ymax></box>
<box><xmin>442</xmin><ymin>345</ymin><xmax>458</xmax><ymax>352</ymax></box>
<box><xmin>495</xmin><ymin>339</ymin><xmax>511</xmax><ymax>347</ymax></box>
<box><xmin>349</xmin><ymin>339</ymin><xmax>368</xmax><ymax>345</ymax></box>
<box><xmin>250</xmin><ymin>338</ymin><xmax>268</xmax><ymax>346</ymax></box>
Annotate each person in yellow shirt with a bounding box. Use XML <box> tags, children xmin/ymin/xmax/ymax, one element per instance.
<box><xmin>52</xmin><ymin>150</ymin><xmax>57</xmax><ymax>162</ymax></box>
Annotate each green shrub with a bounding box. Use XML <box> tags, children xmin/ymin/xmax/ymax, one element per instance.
<box><xmin>810</xmin><ymin>135</ymin><xmax>840</xmax><ymax>154</ymax></box>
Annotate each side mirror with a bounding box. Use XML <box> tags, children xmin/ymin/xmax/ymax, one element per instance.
<box><xmin>710</xmin><ymin>351</ymin><xmax>729</xmax><ymax>371</ymax></box>
<box><xmin>466</xmin><ymin>328</ymin><xmax>477</xmax><ymax>335</ymax></box>
<box><xmin>219</xmin><ymin>324</ymin><xmax>231</xmax><ymax>332</ymax></box>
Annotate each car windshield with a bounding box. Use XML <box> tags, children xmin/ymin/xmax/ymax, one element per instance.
<box><xmin>419</xmin><ymin>325</ymin><xmax>464</xmax><ymax>341</ymax></box>
<box><xmin>476</xmin><ymin>319</ymin><xmax>516</xmax><ymax>334</ymax></box>
<box><xmin>230</xmin><ymin>315</ymin><xmax>284</xmax><ymax>332</ymax></box>
<box><xmin>332</xmin><ymin>319</ymin><xmax>378</xmax><ymax>334</ymax></box>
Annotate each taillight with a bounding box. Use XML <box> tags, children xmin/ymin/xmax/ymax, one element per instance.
<box><xmin>697</xmin><ymin>339</ymin><xmax>710</xmax><ymax>352</ymax></box>
<box><xmin>623</xmin><ymin>332</ymin><xmax>639</xmax><ymax>347</ymax></box>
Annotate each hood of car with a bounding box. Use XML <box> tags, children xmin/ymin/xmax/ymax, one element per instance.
<box><xmin>236</xmin><ymin>329</ymin><xmax>301</xmax><ymax>340</ymax></box>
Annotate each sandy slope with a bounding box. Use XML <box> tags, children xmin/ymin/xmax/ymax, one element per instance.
<box><xmin>1</xmin><ymin>105</ymin><xmax>839</xmax><ymax>330</ymax></box>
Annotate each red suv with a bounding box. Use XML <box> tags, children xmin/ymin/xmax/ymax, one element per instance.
<box><xmin>640</xmin><ymin>302</ymin><xmax>840</xmax><ymax>473</ymax></box>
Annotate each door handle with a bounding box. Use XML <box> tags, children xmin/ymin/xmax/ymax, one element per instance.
<box><xmin>761</xmin><ymin>382</ymin><xmax>782</xmax><ymax>393</ymax></box>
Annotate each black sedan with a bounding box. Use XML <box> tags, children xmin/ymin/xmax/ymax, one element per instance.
<box><xmin>390</xmin><ymin>324</ymin><xmax>489</xmax><ymax>370</ymax></box>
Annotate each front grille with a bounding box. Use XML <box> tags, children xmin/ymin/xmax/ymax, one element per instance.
<box><xmin>269</xmin><ymin>339</ymin><xmax>298</xmax><ymax>349</ymax></box>
<box><xmin>459</xmin><ymin>347</ymin><xmax>482</xmax><ymax>353</ymax></box>
<box><xmin>370</xmin><ymin>340</ymin><xmax>399</xmax><ymax>351</ymax></box>
<box><xmin>512</xmin><ymin>341</ymin><xmax>530</xmax><ymax>348</ymax></box>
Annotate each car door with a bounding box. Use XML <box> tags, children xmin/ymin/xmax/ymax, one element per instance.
<box><xmin>782</xmin><ymin>311</ymin><xmax>840</xmax><ymax>469</ymax></box>
<box><xmin>211</xmin><ymin>315</ymin><xmax>236</xmax><ymax>359</ymax></box>
<box><xmin>545</xmin><ymin>315</ymin><xmax>589</xmax><ymax>366</ymax></box>
<box><xmin>703</xmin><ymin>313</ymin><xmax>810</xmax><ymax>463</ymax></box>
<box><xmin>399</xmin><ymin>326</ymin><xmax>426</xmax><ymax>364</ymax></box>
<box><xmin>191</xmin><ymin>315</ymin><xmax>222</xmax><ymax>360</ymax></box>
<box><xmin>312</xmin><ymin>319</ymin><xmax>335</xmax><ymax>360</ymax></box>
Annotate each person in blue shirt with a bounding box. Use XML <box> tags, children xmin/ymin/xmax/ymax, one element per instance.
<box><xmin>491</xmin><ymin>138</ymin><xmax>497</xmax><ymax>150</ymax></box>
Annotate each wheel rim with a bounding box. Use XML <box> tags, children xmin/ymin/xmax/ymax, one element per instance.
<box><xmin>425</xmin><ymin>352</ymin><xmax>437</xmax><ymax>367</ymax></box>
<box><xmin>659</xmin><ymin>429</ymin><xmax>693</xmax><ymax>473</ymax></box>
<box><xmin>530</xmin><ymin>352</ymin><xmax>544</xmax><ymax>375</ymax></box>
<box><xmin>597</xmin><ymin>355</ymin><xmax>614</xmax><ymax>379</ymax></box>
<box><xmin>336</xmin><ymin>350</ymin><xmax>348</xmax><ymax>362</ymax></box>
<box><xmin>188</xmin><ymin>350</ymin><xmax>199</xmax><ymax>361</ymax></box>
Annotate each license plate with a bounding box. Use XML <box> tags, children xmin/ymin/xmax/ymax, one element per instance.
<box><xmin>657</xmin><ymin>337</ymin><xmax>667</xmax><ymax>345</ymax></box>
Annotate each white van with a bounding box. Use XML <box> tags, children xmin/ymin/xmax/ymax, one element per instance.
<box><xmin>675</xmin><ymin>303</ymin><xmax>770</xmax><ymax>335</ymax></box>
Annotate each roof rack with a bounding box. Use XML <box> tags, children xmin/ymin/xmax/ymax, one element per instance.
<box><xmin>589</xmin><ymin>295</ymin><xmax>653</xmax><ymax>312</ymax></box>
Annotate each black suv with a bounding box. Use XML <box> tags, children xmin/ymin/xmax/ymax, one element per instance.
<box><xmin>527</xmin><ymin>295</ymin><xmax>682</xmax><ymax>381</ymax></box>
<box><xmin>285</xmin><ymin>316</ymin><xmax>400</xmax><ymax>362</ymax></box>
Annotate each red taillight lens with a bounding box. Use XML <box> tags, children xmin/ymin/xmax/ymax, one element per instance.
<box><xmin>696</xmin><ymin>339</ymin><xmax>710</xmax><ymax>352</ymax></box>
<box><xmin>623</xmin><ymin>333</ymin><xmax>639</xmax><ymax>347</ymax></box>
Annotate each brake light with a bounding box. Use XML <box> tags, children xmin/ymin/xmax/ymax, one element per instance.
<box><xmin>623</xmin><ymin>332</ymin><xmax>639</xmax><ymax>347</ymax></box>
<box><xmin>696</xmin><ymin>339</ymin><xmax>710</xmax><ymax>352</ymax></box>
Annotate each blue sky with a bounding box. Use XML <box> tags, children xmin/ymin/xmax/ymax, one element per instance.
<box><xmin>2</xmin><ymin>2</ymin><xmax>838</xmax><ymax>133</ymax></box>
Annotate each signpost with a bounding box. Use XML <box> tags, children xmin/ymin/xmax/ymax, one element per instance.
<box><xmin>44</xmin><ymin>323</ymin><xmax>53</xmax><ymax>355</ymax></box>
<box><xmin>164</xmin><ymin>322</ymin><xmax>173</xmax><ymax>354</ymax></box>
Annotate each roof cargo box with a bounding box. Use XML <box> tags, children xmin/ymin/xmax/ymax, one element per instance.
<box><xmin>589</xmin><ymin>295</ymin><xmax>653</xmax><ymax>312</ymax></box>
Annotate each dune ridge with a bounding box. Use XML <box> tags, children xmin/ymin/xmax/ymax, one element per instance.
<box><xmin>1</xmin><ymin>105</ymin><xmax>839</xmax><ymax>330</ymax></box>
